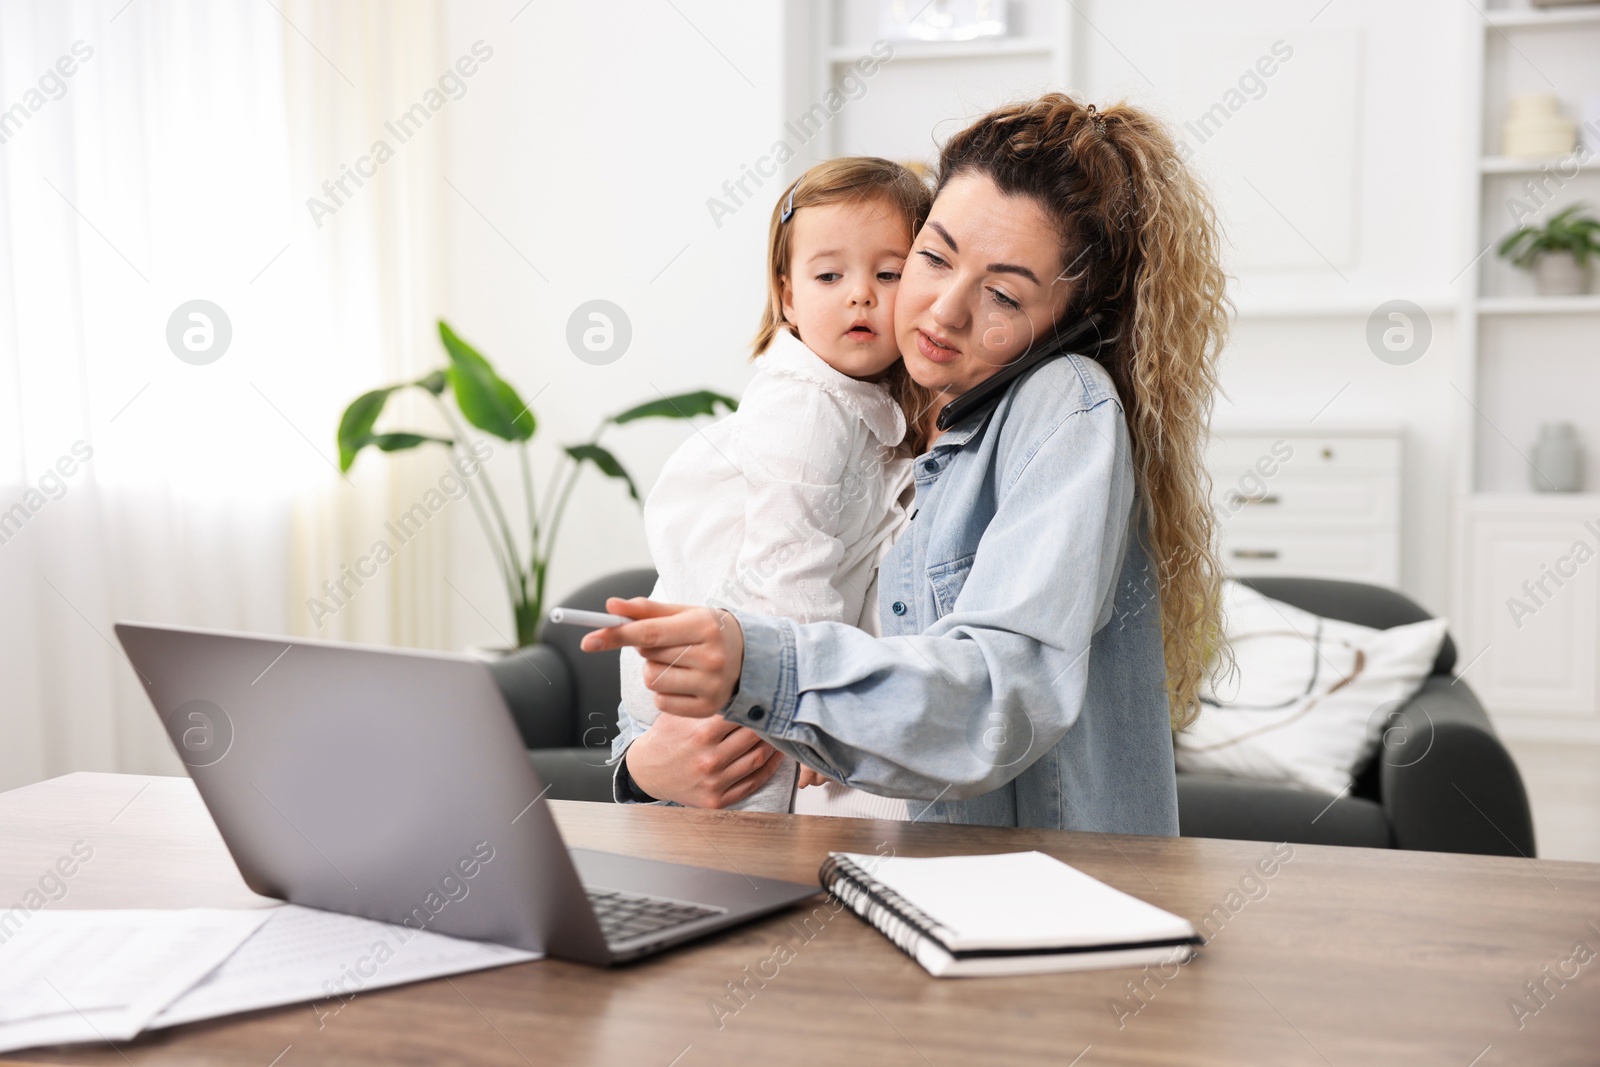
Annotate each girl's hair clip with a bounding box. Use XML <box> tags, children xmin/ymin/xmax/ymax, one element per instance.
<box><xmin>780</xmin><ymin>183</ymin><xmax>798</xmax><ymax>223</ymax></box>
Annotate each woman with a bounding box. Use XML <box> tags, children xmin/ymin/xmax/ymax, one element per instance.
<box><xmin>587</xmin><ymin>94</ymin><xmax>1232</xmax><ymax>835</ymax></box>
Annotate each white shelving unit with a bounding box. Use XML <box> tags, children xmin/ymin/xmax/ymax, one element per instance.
<box><xmin>1476</xmin><ymin>294</ymin><xmax>1600</xmax><ymax>315</ymax></box>
<box><xmin>1484</xmin><ymin>5</ymin><xmax>1600</xmax><ymax>27</ymax></box>
<box><xmin>822</xmin><ymin>37</ymin><xmax>1058</xmax><ymax>63</ymax></box>
<box><xmin>1453</xmin><ymin>4</ymin><xmax>1600</xmax><ymax>499</ymax></box>
<box><xmin>1451</xmin><ymin>1</ymin><xmax>1600</xmax><ymax>737</ymax></box>
<box><xmin>793</xmin><ymin>1</ymin><xmax>1074</xmax><ymax>177</ymax></box>
<box><xmin>1231</xmin><ymin>295</ymin><xmax>1458</xmax><ymax>319</ymax></box>
<box><xmin>1458</xmin><ymin>493</ymin><xmax>1600</xmax><ymax>742</ymax></box>
<box><xmin>1479</xmin><ymin>155</ymin><xmax>1600</xmax><ymax>174</ymax></box>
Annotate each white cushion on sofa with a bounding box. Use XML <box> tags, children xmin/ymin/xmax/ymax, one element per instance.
<box><xmin>1174</xmin><ymin>580</ymin><xmax>1449</xmax><ymax>796</ymax></box>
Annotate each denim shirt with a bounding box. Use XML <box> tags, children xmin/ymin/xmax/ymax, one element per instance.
<box><xmin>715</xmin><ymin>353</ymin><xmax>1179</xmax><ymax>836</ymax></box>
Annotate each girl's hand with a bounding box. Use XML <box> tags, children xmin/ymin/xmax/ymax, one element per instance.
<box><xmin>581</xmin><ymin>597</ymin><xmax>744</xmax><ymax>718</ymax></box>
<box><xmin>624</xmin><ymin>712</ymin><xmax>782</xmax><ymax>809</ymax></box>
<box><xmin>795</xmin><ymin>766</ymin><xmax>835</xmax><ymax>789</ymax></box>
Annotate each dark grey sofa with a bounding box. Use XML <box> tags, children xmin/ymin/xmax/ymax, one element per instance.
<box><xmin>1180</xmin><ymin>576</ymin><xmax>1535</xmax><ymax>857</ymax></box>
<box><xmin>491</xmin><ymin>570</ymin><xmax>1536</xmax><ymax>857</ymax></box>
<box><xmin>484</xmin><ymin>568</ymin><xmax>657</xmax><ymax>804</ymax></box>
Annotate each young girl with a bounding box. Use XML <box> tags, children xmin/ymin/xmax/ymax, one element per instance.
<box><xmin>617</xmin><ymin>157</ymin><xmax>933</xmax><ymax>813</ymax></box>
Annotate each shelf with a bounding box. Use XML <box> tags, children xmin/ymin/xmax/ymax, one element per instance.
<box><xmin>1481</xmin><ymin>155</ymin><xmax>1600</xmax><ymax>174</ymax></box>
<box><xmin>1476</xmin><ymin>294</ymin><xmax>1600</xmax><ymax>314</ymax></box>
<box><xmin>1211</xmin><ymin>425</ymin><xmax>1403</xmax><ymax>439</ymax></box>
<box><xmin>1483</xmin><ymin>6</ymin><xmax>1600</xmax><ymax>28</ymax></box>
<box><xmin>826</xmin><ymin>37</ymin><xmax>1056</xmax><ymax>63</ymax></box>
<box><xmin>1232</xmin><ymin>295</ymin><xmax>1456</xmax><ymax>318</ymax></box>
<box><xmin>1466</xmin><ymin>491</ymin><xmax>1600</xmax><ymax>512</ymax></box>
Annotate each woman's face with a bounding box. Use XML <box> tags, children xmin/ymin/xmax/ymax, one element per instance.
<box><xmin>894</xmin><ymin>172</ymin><xmax>1073</xmax><ymax>400</ymax></box>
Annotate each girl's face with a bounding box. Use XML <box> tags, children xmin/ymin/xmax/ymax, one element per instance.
<box><xmin>894</xmin><ymin>172</ymin><xmax>1072</xmax><ymax>400</ymax></box>
<box><xmin>780</xmin><ymin>195</ymin><xmax>912</xmax><ymax>381</ymax></box>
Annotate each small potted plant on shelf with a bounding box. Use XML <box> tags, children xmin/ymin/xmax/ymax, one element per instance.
<box><xmin>1496</xmin><ymin>202</ymin><xmax>1600</xmax><ymax>296</ymax></box>
<box><xmin>337</xmin><ymin>320</ymin><xmax>736</xmax><ymax>649</ymax></box>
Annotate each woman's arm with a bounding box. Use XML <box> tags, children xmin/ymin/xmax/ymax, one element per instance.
<box><xmin>589</xmin><ymin>392</ymin><xmax>1138</xmax><ymax>801</ymax></box>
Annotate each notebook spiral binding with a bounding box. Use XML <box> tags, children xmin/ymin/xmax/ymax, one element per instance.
<box><xmin>819</xmin><ymin>853</ymin><xmax>955</xmax><ymax>960</ymax></box>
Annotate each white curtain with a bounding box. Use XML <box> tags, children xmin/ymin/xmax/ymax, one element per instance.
<box><xmin>0</xmin><ymin>0</ymin><xmax>451</xmax><ymax>792</ymax></box>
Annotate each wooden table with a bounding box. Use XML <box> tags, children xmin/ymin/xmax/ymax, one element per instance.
<box><xmin>2</xmin><ymin>772</ymin><xmax>1597</xmax><ymax>1066</ymax></box>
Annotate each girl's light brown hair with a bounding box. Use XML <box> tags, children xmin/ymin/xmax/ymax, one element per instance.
<box><xmin>753</xmin><ymin>157</ymin><xmax>937</xmax><ymax>455</ymax></box>
<box><xmin>937</xmin><ymin>93</ymin><xmax>1234</xmax><ymax>732</ymax></box>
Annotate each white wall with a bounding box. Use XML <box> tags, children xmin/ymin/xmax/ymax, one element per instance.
<box><xmin>435</xmin><ymin>0</ymin><xmax>1476</xmax><ymax>641</ymax></box>
<box><xmin>1070</xmin><ymin>0</ymin><xmax>1471</xmax><ymax>615</ymax></box>
<box><xmin>439</xmin><ymin>2</ymin><xmax>785</xmax><ymax>646</ymax></box>
<box><xmin>803</xmin><ymin>0</ymin><xmax>1470</xmax><ymax>616</ymax></box>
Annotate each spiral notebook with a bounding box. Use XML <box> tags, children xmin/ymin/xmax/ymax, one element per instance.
<box><xmin>820</xmin><ymin>851</ymin><xmax>1202</xmax><ymax>978</ymax></box>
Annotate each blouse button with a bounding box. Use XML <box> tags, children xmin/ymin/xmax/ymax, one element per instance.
<box><xmin>749</xmin><ymin>706</ymin><xmax>766</xmax><ymax>721</ymax></box>
<box><xmin>921</xmin><ymin>460</ymin><xmax>938</xmax><ymax>475</ymax></box>
<box><xmin>892</xmin><ymin>601</ymin><xmax>907</xmax><ymax>616</ymax></box>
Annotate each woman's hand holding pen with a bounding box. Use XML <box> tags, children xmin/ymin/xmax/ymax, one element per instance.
<box><xmin>580</xmin><ymin>597</ymin><xmax>743</xmax><ymax>717</ymax></box>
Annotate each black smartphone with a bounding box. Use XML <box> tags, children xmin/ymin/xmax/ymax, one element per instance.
<box><xmin>934</xmin><ymin>314</ymin><xmax>1108</xmax><ymax>432</ymax></box>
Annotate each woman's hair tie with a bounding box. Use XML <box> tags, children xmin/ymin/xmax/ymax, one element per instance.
<box><xmin>1084</xmin><ymin>103</ymin><xmax>1107</xmax><ymax>133</ymax></box>
<box><xmin>780</xmin><ymin>183</ymin><xmax>798</xmax><ymax>223</ymax></box>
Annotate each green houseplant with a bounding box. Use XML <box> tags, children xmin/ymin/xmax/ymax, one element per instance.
<box><xmin>337</xmin><ymin>320</ymin><xmax>737</xmax><ymax>648</ymax></box>
<box><xmin>1496</xmin><ymin>202</ymin><xmax>1600</xmax><ymax>296</ymax></box>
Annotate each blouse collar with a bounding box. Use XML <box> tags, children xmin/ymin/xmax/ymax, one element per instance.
<box><xmin>758</xmin><ymin>329</ymin><xmax>907</xmax><ymax>447</ymax></box>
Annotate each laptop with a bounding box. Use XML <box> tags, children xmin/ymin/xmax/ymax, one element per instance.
<box><xmin>113</xmin><ymin>621</ymin><xmax>819</xmax><ymax>965</ymax></box>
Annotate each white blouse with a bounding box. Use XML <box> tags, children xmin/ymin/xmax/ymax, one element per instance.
<box><xmin>619</xmin><ymin>330</ymin><xmax>914</xmax><ymax>819</ymax></box>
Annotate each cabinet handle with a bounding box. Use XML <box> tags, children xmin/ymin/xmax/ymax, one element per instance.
<box><xmin>1232</xmin><ymin>549</ymin><xmax>1280</xmax><ymax>560</ymax></box>
<box><xmin>1226</xmin><ymin>492</ymin><xmax>1280</xmax><ymax>507</ymax></box>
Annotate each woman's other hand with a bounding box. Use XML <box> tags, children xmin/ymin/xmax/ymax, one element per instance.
<box><xmin>795</xmin><ymin>766</ymin><xmax>834</xmax><ymax>789</ymax></box>
<box><xmin>624</xmin><ymin>713</ymin><xmax>782</xmax><ymax>808</ymax></box>
<box><xmin>581</xmin><ymin>597</ymin><xmax>744</xmax><ymax>717</ymax></box>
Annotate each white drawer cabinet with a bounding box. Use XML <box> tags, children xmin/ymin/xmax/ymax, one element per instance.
<box><xmin>1206</xmin><ymin>430</ymin><xmax>1402</xmax><ymax>586</ymax></box>
<box><xmin>1208</xmin><ymin>434</ymin><xmax>1401</xmax><ymax>475</ymax></box>
<box><xmin>1217</xmin><ymin>527</ymin><xmax>1399</xmax><ymax>580</ymax></box>
<box><xmin>1459</xmin><ymin>498</ymin><xmax>1600</xmax><ymax>720</ymax></box>
<box><xmin>1218</xmin><ymin>476</ymin><xmax>1400</xmax><ymax>525</ymax></box>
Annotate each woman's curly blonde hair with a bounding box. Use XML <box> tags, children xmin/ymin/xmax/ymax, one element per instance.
<box><xmin>938</xmin><ymin>93</ymin><xmax>1234</xmax><ymax>731</ymax></box>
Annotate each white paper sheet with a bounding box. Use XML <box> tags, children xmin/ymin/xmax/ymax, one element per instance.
<box><xmin>151</xmin><ymin>904</ymin><xmax>541</xmax><ymax>1030</ymax></box>
<box><xmin>0</xmin><ymin>909</ymin><xmax>272</xmax><ymax>1053</ymax></box>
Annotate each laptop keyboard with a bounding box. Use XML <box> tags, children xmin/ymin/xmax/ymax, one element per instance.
<box><xmin>586</xmin><ymin>886</ymin><xmax>726</xmax><ymax>945</ymax></box>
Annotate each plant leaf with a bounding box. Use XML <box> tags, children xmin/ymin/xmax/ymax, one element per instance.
<box><xmin>1498</xmin><ymin>202</ymin><xmax>1600</xmax><ymax>268</ymax></box>
<box><xmin>338</xmin><ymin>386</ymin><xmax>399</xmax><ymax>471</ymax></box>
<box><xmin>565</xmin><ymin>443</ymin><xmax>639</xmax><ymax>503</ymax></box>
<box><xmin>610</xmin><ymin>390</ymin><xmax>739</xmax><ymax>425</ymax></box>
<box><xmin>438</xmin><ymin>320</ymin><xmax>536</xmax><ymax>441</ymax></box>
<box><xmin>1547</xmin><ymin>202</ymin><xmax>1585</xmax><ymax>229</ymax></box>
<box><xmin>1496</xmin><ymin>228</ymin><xmax>1532</xmax><ymax>257</ymax></box>
<box><xmin>370</xmin><ymin>432</ymin><xmax>452</xmax><ymax>453</ymax></box>
<box><xmin>415</xmin><ymin>369</ymin><xmax>448</xmax><ymax>396</ymax></box>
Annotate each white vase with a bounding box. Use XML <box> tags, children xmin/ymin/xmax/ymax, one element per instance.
<box><xmin>1532</xmin><ymin>251</ymin><xmax>1591</xmax><ymax>297</ymax></box>
<box><xmin>1531</xmin><ymin>423</ymin><xmax>1583</xmax><ymax>493</ymax></box>
<box><xmin>1503</xmin><ymin>93</ymin><xmax>1577</xmax><ymax>158</ymax></box>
